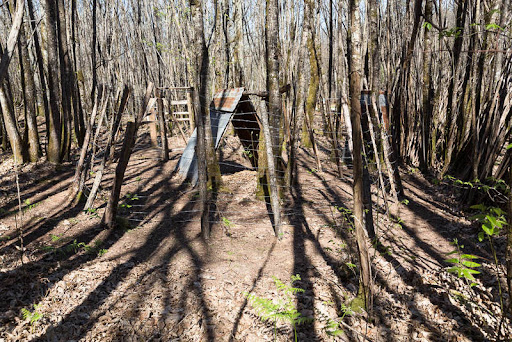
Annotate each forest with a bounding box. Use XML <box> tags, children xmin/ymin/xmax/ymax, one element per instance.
<box><xmin>0</xmin><ymin>0</ymin><xmax>511</xmax><ymax>340</ymax></box>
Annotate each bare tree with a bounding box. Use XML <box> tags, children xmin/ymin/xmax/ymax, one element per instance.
<box><xmin>348</xmin><ymin>0</ymin><xmax>372</xmax><ymax>311</ymax></box>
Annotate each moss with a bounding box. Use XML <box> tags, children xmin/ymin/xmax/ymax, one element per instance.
<box><xmin>115</xmin><ymin>216</ymin><xmax>134</xmax><ymax>231</ymax></box>
<box><xmin>256</xmin><ymin>134</ymin><xmax>268</xmax><ymax>201</ymax></box>
<box><xmin>349</xmin><ymin>291</ymin><xmax>367</xmax><ymax>314</ymax></box>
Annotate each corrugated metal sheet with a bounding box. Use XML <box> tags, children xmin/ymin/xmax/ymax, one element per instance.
<box><xmin>212</xmin><ymin>87</ymin><xmax>244</xmax><ymax>112</ymax></box>
<box><xmin>177</xmin><ymin>88</ymin><xmax>248</xmax><ymax>184</ymax></box>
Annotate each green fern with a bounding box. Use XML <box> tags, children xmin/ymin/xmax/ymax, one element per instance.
<box><xmin>21</xmin><ymin>304</ymin><xmax>42</xmax><ymax>330</ymax></box>
<box><xmin>245</xmin><ymin>274</ymin><xmax>312</xmax><ymax>342</ymax></box>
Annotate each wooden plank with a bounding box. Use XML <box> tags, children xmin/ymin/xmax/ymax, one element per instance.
<box><xmin>186</xmin><ymin>88</ymin><xmax>195</xmax><ymax>130</ymax></box>
<box><xmin>170</xmin><ymin>100</ymin><xmax>189</xmax><ymax>106</ymax></box>
<box><xmin>148</xmin><ymin>109</ymin><xmax>158</xmax><ymax>147</ymax></box>
<box><xmin>156</xmin><ymin>88</ymin><xmax>169</xmax><ymax>161</ymax></box>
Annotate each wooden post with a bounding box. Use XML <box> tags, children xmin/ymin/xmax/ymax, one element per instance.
<box><xmin>103</xmin><ymin>121</ymin><xmax>136</xmax><ymax>228</ymax></box>
<box><xmin>156</xmin><ymin>88</ymin><xmax>169</xmax><ymax>160</ymax></box>
<box><xmin>103</xmin><ymin>83</ymin><xmax>154</xmax><ymax>228</ymax></box>
<box><xmin>85</xmin><ymin>85</ymin><xmax>130</xmax><ymax>210</ymax></box>
<box><xmin>68</xmin><ymin>85</ymin><xmax>104</xmax><ymax>203</ymax></box>
<box><xmin>186</xmin><ymin>87</ymin><xmax>195</xmax><ymax>131</ymax></box>
<box><xmin>148</xmin><ymin>107</ymin><xmax>159</xmax><ymax>147</ymax></box>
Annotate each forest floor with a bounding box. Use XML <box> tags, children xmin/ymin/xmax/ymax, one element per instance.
<box><xmin>0</xmin><ymin>128</ymin><xmax>510</xmax><ymax>341</ymax></box>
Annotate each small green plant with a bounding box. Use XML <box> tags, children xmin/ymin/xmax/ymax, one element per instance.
<box><xmin>51</xmin><ymin>234</ymin><xmax>62</xmax><ymax>242</ymax></box>
<box><xmin>244</xmin><ymin>274</ymin><xmax>312</xmax><ymax>341</ymax></box>
<box><xmin>97</xmin><ymin>248</ymin><xmax>108</xmax><ymax>257</ymax></box>
<box><xmin>84</xmin><ymin>207</ymin><xmax>100</xmax><ymax>218</ymax></box>
<box><xmin>0</xmin><ymin>235</ymin><xmax>11</xmax><ymax>241</ymax></box>
<box><xmin>323</xmin><ymin>303</ymin><xmax>353</xmax><ymax>337</ymax></box>
<box><xmin>65</xmin><ymin>239</ymin><xmax>82</xmax><ymax>253</ymax></box>
<box><xmin>21</xmin><ymin>304</ymin><xmax>43</xmax><ymax>330</ymax></box>
<box><xmin>444</xmin><ymin>238</ymin><xmax>481</xmax><ymax>287</ymax></box>
<box><xmin>242</xmin><ymin>149</ymin><xmax>254</xmax><ymax>159</ymax></box>
<box><xmin>64</xmin><ymin>239</ymin><xmax>104</xmax><ymax>256</ymax></box>
<box><xmin>23</xmin><ymin>199</ymin><xmax>38</xmax><ymax>212</ymax></box>
<box><xmin>120</xmin><ymin>193</ymin><xmax>140</xmax><ymax>209</ymax></box>
<box><xmin>222</xmin><ymin>216</ymin><xmax>233</xmax><ymax>228</ymax></box>
<box><xmin>334</xmin><ymin>206</ymin><xmax>354</xmax><ymax>231</ymax></box>
<box><xmin>345</xmin><ymin>262</ymin><xmax>357</xmax><ymax>272</ymax></box>
<box><xmin>39</xmin><ymin>245</ymin><xmax>56</xmax><ymax>253</ymax></box>
<box><xmin>470</xmin><ymin>204</ymin><xmax>507</xmax><ymax>314</ymax></box>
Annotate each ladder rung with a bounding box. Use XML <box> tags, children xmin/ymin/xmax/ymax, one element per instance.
<box><xmin>170</xmin><ymin>100</ymin><xmax>189</xmax><ymax>105</ymax></box>
<box><xmin>173</xmin><ymin>111</ymin><xmax>190</xmax><ymax>115</ymax></box>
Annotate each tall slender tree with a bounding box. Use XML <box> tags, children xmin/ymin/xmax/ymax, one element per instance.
<box><xmin>190</xmin><ymin>0</ymin><xmax>210</xmax><ymax>240</ymax></box>
<box><xmin>348</xmin><ymin>0</ymin><xmax>372</xmax><ymax>311</ymax></box>
<box><xmin>44</xmin><ymin>0</ymin><xmax>63</xmax><ymax>163</ymax></box>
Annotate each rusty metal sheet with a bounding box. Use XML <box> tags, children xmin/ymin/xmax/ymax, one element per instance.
<box><xmin>212</xmin><ymin>87</ymin><xmax>244</xmax><ymax>112</ymax></box>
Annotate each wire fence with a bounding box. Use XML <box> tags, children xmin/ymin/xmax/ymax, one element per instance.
<box><xmin>79</xmin><ymin>88</ymin><xmax>400</xmax><ymax>238</ymax></box>
<box><xmin>71</xmin><ymin>87</ymin><xmax>404</xmax><ymax>240</ymax></box>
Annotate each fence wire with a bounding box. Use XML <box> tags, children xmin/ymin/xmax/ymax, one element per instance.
<box><xmin>93</xmin><ymin>92</ymin><xmax>399</xmax><ymax>239</ymax></box>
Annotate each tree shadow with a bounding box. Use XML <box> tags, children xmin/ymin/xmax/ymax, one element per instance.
<box><xmin>35</xmin><ymin>159</ymin><xmax>216</xmax><ymax>341</ymax></box>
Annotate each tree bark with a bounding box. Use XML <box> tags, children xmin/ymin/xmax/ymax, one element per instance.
<box><xmin>0</xmin><ymin>84</ymin><xmax>24</xmax><ymax>164</ymax></box>
<box><xmin>0</xmin><ymin>0</ymin><xmax>24</xmax><ymax>83</ymax></box>
<box><xmin>18</xmin><ymin>15</ymin><xmax>41</xmax><ymax>162</ymax></box>
<box><xmin>27</xmin><ymin>0</ymin><xmax>50</xmax><ymax>150</ymax></box>
<box><xmin>44</xmin><ymin>0</ymin><xmax>63</xmax><ymax>163</ymax></box>
<box><xmin>190</xmin><ymin>0</ymin><xmax>210</xmax><ymax>240</ymax></box>
<box><xmin>419</xmin><ymin>0</ymin><xmax>433</xmax><ymax>173</ymax></box>
<box><xmin>348</xmin><ymin>0</ymin><xmax>372</xmax><ymax>312</ymax></box>
<box><xmin>301</xmin><ymin>0</ymin><xmax>320</xmax><ymax>148</ymax></box>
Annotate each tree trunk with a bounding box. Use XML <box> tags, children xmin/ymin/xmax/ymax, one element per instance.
<box><xmin>68</xmin><ymin>87</ymin><xmax>104</xmax><ymax>203</ymax></box>
<box><xmin>441</xmin><ymin>0</ymin><xmax>467</xmax><ymax>176</ymax></box>
<box><xmin>18</xmin><ymin>16</ymin><xmax>41</xmax><ymax>162</ymax></box>
<box><xmin>57</xmin><ymin>0</ymin><xmax>73</xmax><ymax>161</ymax></box>
<box><xmin>190</xmin><ymin>0</ymin><xmax>210</xmax><ymax>240</ymax></box>
<box><xmin>508</xmin><ymin>161</ymin><xmax>512</xmax><ymax>317</ymax></box>
<box><xmin>233</xmin><ymin>0</ymin><xmax>244</xmax><ymax>87</ymax></box>
<box><xmin>348</xmin><ymin>0</ymin><xmax>372</xmax><ymax>312</ymax></box>
<box><xmin>265</xmin><ymin>0</ymin><xmax>282</xmax><ymax>237</ymax></box>
<box><xmin>0</xmin><ymin>0</ymin><xmax>24</xmax><ymax>83</ymax></box>
<box><xmin>301</xmin><ymin>0</ymin><xmax>320</xmax><ymax>148</ymax></box>
<box><xmin>91</xmin><ymin>0</ymin><xmax>98</xmax><ymax>101</ymax></box>
<box><xmin>27</xmin><ymin>0</ymin><xmax>50</xmax><ymax>151</ymax></box>
<box><xmin>419</xmin><ymin>0</ymin><xmax>433</xmax><ymax>173</ymax></box>
<box><xmin>44</xmin><ymin>0</ymin><xmax>63</xmax><ymax>164</ymax></box>
<box><xmin>0</xmin><ymin>84</ymin><xmax>24</xmax><ymax>164</ymax></box>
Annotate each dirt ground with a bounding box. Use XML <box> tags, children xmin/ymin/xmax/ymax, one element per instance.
<box><xmin>0</xmin><ymin>130</ymin><xmax>510</xmax><ymax>341</ymax></box>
